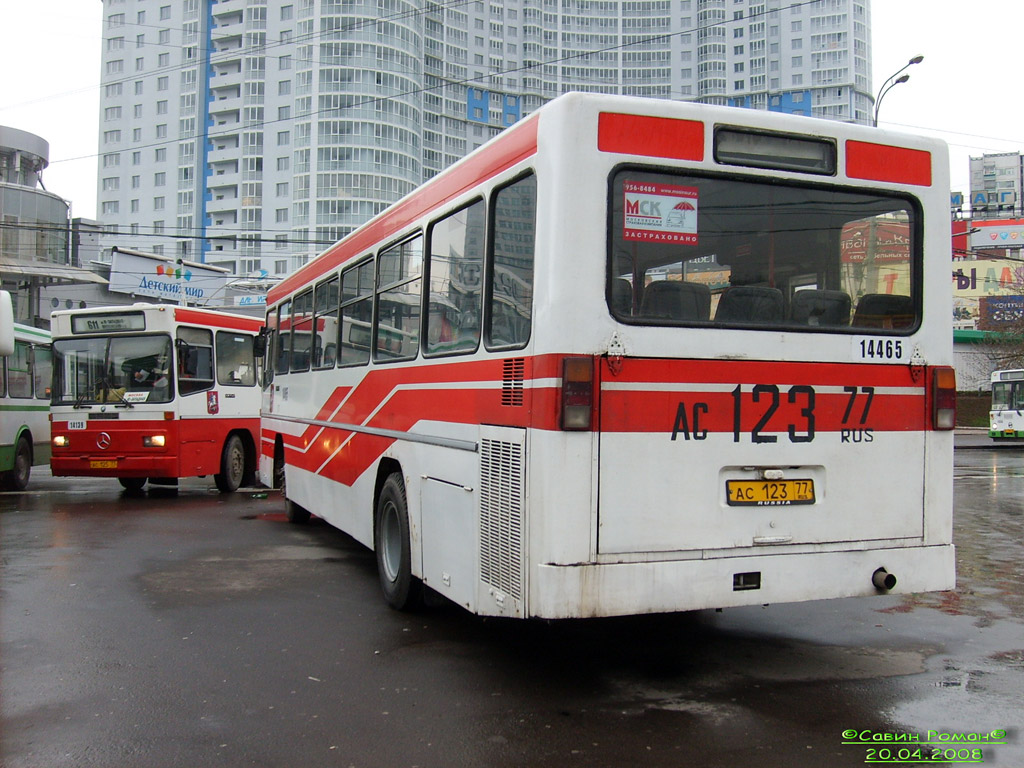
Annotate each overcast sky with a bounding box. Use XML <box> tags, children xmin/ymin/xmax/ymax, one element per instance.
<box><xmin>1</xmin><ymin>0</ymin><xmax>1021</xmax><ymax>220</ymax></box>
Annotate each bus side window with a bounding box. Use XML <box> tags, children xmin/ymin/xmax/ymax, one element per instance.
<box><xmin>425</xmin><ymin>199</ymin><xmax>484</xmax><ymax>357</ymax></box>
<box><xmin>313</xmin><ymin>276</ymin><xmax>340</xmax><ymax>370</ymax></box>
<box><xmin>274</xmin><ymin>301</ymin><xmax>291</xmax><ymax>375</ymax></box>
<box><xmin>7</xmin><ymin>341</ymin><xmax>33</xmax><ymax>399</ymax></box>
<box><xmin>177</xmin><ymin>327</ymin><xmax>214</xmax><ymax>395</ymax></box>
<box><xmin>339</xmin><ymin>261</ymin><xmax>373</xmax><ymax>367</ymax></box>
<box><xmin>487</xmin><ymin>174</ymin><xmax>536</xmax><ymax>350</ymax></box>
<box><xmin>216</xmin><ymin>332</ymin><xmax>256</xmax><ymax>386</ymax></box>
<box><xmin>290</xmin><ymin>290</ymin><xmax>314</xmax><ymax>373</ymax></box>
<box><xmin>33</xmin><ymin>345</ymin><xmax>52</xmax><ymax>400</ymax></box>
<box><xmin>374</xmin><ymin>236</ymin><xmax>422</xmax><ymax>362</ymax></box>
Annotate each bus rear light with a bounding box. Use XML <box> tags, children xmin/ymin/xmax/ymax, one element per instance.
<box><xmin>561</xmin><ymin>357</ymin><xmax>594</xmax><ymax>431</ymax></box>
<box><xmin>143</xmin><ymin>435</ymin><xmax>166</xmax><ymax>447</ymax></box>
<box><xmin>931</xmin><ymin>366</ymin><xmax>956</xmax><ymax>430</ymax></box>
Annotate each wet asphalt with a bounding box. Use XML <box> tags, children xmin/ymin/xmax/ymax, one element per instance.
<box><xmin>1</xmin><ymin>434</ymin><xmax>1022</xmax><ymax>767</ymax></box>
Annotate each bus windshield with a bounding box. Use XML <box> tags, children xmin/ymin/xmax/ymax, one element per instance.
<box><xmin>609</xmin><ymin>169</ymin><xmax>918</xmax><ymax>332</ymax></box>
<box><xmin>992</xmin><ymin>381</ymin><xmax>1024</xmax><ymax>411</ymax></box>
<box><xmin>53</xmin><ymin>335</ymin><xmax>174</xmax><ymax>406</ymax></box>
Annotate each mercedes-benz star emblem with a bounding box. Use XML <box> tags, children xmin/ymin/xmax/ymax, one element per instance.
<box><xmin>97</xmin><ymin>432</ymin><xmax>112</xmax><ymax>450</ymax></box>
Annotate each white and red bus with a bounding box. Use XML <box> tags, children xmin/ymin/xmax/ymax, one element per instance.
<box><xmin>49</xmin><ymin>304</ymin><xmax>262</xmax><ymax>492</ymax></box>
<box><xmin>260</xmin><ymin>92</ymin><xmax>956</xmax><ymax>618</ymax></box>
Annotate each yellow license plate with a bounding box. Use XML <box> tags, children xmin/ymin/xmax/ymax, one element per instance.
<box><xmin>90</xmin><ymin>460</ymin><xmax>118</xmax><ymax>469</ymax></box>
<box><xmin>726</xmin><ymin>479</ymin><xmax>815</xmax><ymax>506</ymax></box>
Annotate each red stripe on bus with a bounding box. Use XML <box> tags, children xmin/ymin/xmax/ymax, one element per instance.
<box><xmin>845</xmin><ymin>140</ymin><xmax>932</xmax><ymax>187</ymax></box>
<box><xmin>597</xmin><ymin>112</ymin><xmax>705</xmax><ymax>161</ymax></box>
<box><xmin>174</xmin><ymin>307</ymin><xmax>263</xmax><ymax>332</ymax></box>
<box><xmin>270</xmin><ymin>116</ymin><xmax>541</xmax><ymax>303</ymax></box>
<box><xmin>263</xmin><ymin>355</ymin><xmax>930</xmax><ymax>486</ymax></box>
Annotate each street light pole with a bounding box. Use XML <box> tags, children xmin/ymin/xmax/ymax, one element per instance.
<box><xmin>873</xmin><ymin>55</ymin><xmax>924</xmax><ymax>126</ymax></box>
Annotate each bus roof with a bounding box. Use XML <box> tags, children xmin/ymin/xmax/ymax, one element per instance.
<box><xmin>268</xmin><ymin>91</ymin><xmax>946</xmax><ymax>307</ymax></box>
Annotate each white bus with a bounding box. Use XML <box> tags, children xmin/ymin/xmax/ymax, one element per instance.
<box><xmin>260</xmin><ymin>93</ymin><xmax>956</xmax><ymax>619</ymax></box>
<box><xmin>0</xmin><ymin>291</ymin><xmax>52</xmax><ymax>491</ymax></box>
<box><xmin>49</xmin><ymin>304</ymin><xmax>263</xmax><ymax>492</ymax></box>
<box><xmin>989</xmin><ymin>368</ymin><xmax>1024</xmax><ymax>440</ymax></box>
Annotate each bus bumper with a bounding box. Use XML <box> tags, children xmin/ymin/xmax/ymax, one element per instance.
<box><xmin>50</xmin><ymin>455</ymin><xmax>180</xmax><ymax>478</ymax></box>
<box><xmin>528</xmin><ymin>544</ymin><xmax>955</xmax><ymax>619</ymax></box>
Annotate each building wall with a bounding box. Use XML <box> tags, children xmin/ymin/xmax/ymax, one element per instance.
<box><xmin>96</xmin><ymin>0</ymin><xmax>874</xmax><ymax>279</ymax></box>
<box><xmin>969</xmin><ymin>152</ymin><xmax>1023</xmax><ymax>220</ymax></box>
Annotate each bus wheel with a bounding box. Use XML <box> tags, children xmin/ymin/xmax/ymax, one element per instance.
<box><xmin>214</xmin><ymin>435</ymin><xmax>245</xmax><ymax>493</ymax></box>
<box><xmin>2</xmin><ymin>436</ymin><xmax>32</xmax><ymax>491</ymax></box>
<box><xmin>374</xmin><ymin>473</ymin><xmax>423</xmax><ymax>611</ymax></box>
<box><xmin>277</xmin><ymin>464</ymin><xmax>310</xmax><ymax>524</ymax></box>
<box><xmin>118</xmin><ymin>477</ymin><xmax>146</xmax><ymax>491</ymax></box>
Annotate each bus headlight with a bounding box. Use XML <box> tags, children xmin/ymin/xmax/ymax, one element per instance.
<box><xmin>143</xmin><ymin>435</ymin><xmax>166</xmax><ymax>447</ymax></box>
<box><xmin>52</xmin><ymin>435</ymin><xmax>69</xmax><ymax>448</ymax></box>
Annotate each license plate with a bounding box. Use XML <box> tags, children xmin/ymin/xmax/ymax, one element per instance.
<box><xmin>726</xmin><ymin>479</ymin><xmax>815</xmax><ymax>506</ymax></box>
<box><xmin>90</xmin><ymin>460</ymin><xmax>118</xmax><ymax>469</ymax></box>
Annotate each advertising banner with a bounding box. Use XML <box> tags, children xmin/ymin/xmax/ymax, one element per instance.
<box><xmin>623</xmin><ymin>181</ymin><xmax>699</xmax><ymax>244</ymax></box>
<box><xmin>108</xmin><ymin>248</ymin><xmax>229</xmax><ymax>304</ymax></box>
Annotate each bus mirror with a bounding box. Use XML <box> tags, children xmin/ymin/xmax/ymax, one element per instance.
<box><xmin>253</xmin><ymin>329</ymin><xmax>269</xmax><ymax>358</ymax></box>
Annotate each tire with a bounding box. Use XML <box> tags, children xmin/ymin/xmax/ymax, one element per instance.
<box><xmin>214</xmin><ymin>434</ymin><xmax>245</xmax><ymax>493</ymax></box>
<box><xmin>374</xmin><ymin>473</ymin><xmax>422</xmax><ymax>611</ymax></box>
<box><xmin>2</xmin><ymin>436</ymin><xmax>32</xmax><ymax>491</ymax></box>
<box><xmin>118</xmin><ymin>477</ymin><xmax>147</xmax><ymax>491</ymax></box>
<box><xmin>285</xmin><ymin>498</ymin><xmax>311</xmax><ymax>524</ymax></box>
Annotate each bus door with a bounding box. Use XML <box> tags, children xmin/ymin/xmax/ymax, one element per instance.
<box><xmin>176</xmin><ymin>326</ymin><xmax>219</xmax><ymax>474</ymax></box>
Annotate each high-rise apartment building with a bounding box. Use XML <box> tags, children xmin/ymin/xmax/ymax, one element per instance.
<box><xmin>96</xmin><ymin>0</ymin><xmax>872</xmax><ymax>278</ymax></box>
<box><xmin>969</xmin><ymin>152</ymin><xmax>1024</xmax><ymax>220</ymax></box>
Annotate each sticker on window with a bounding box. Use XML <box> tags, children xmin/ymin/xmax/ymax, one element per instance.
<box><xmin>623</xmin><ymin>181</ymin><xmax>698</xmax><ymax>244</ymax></box>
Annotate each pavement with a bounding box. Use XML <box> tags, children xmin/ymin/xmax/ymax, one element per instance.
<box><xmin>955</xmin><ymin>425</ymin><xmax>1024</xmax><ymax>449</ymax></box>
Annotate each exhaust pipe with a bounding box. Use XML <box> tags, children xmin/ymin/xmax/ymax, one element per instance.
<box><xmin>872</xmin><ymin>567</ymin><xmax>897</xmax><ymax>591</ymax></box>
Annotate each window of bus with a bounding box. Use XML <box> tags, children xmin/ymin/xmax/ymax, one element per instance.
<box><xmin>339</xmin><ymin>260</ymin><xmax>373</xmax><ymax>367</ymax></box>
<box><xmin>290</xmin><ymin>290</ymin><xmax>314</xmax><ymax>372</ymax></box>
<box><xmin>215</xmin><ymin>332</ymin><xmax>256</xmax><ymax>386</ymax></box>
<box><xmin>313</xmin><ymin>275</ymin><xmax>340</xmax><ymax>368</ymax></box>
<box><xmin>274</xmin><ymin>300</ymin><xmax>291</xmax><ymax>376</ymax></box>
<box><xmin>33</xmin><ymin>345</ymin><xmax>52</xmax><ymax>401</ymax></box>
<box><xmin>375</xmin><ymin>235</ymin><xmax>422</xmax><ymax>362</ymax></box>
<box><xmin>992</xmin><ymin>380</ymin><xmax>1024</xmax><ymax>411</ymax></box>
<box><xmin>177</xmin><ymin>327</ymin><xmax>214</xmax><ymax>395</ymax></box>
<box><xmin>425</xmin><ymin>199</ymin><xmax>485</xmax><ymax>356</ymax></box>
<box><xmin>608</xmin><ymin>169</ymin><xmax>919</xmax><ymax>333</ymax></box>
<box><xmin>487</xmin><ymin>174</ymin><xmax>536</xmax><ymax>349</ymax></box>
<box><xmin>7</xmin><ymin>342</ymin><xmax>32</xmax><ymax>398</ymax></box>
<box><xmin>52</xmin><ymin>335</ymin><xmax>173</xmax><ymax>405</ymax></box>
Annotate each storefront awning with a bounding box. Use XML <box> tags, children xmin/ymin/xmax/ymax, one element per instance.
<box><xmin>0</xmin><ymin>259</ymin><xmax>108</xmax><ymax>285</ymax></box>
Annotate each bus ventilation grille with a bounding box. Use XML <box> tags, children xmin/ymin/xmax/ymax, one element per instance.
<box><xmin>479</xmin><ymin>437</ymin><xmax>524</xmax><ymax>601</ymax></box>
<box><xmin>501</xmin><ymin>358</ymin><xmax>525</xmax><ymax>406</ymax></box>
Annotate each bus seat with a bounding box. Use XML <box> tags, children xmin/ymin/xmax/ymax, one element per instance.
<box><xmin>790</xmin><ymin>289</ymin><xmax>851</xmax><ymax>327</ymax></box>
<box><xmin>640</xmin><ymin>280</ymin><xmax>711</xmax><ymax>321</ymax></box>
<box><xmin>714</xmin><ymin>285</ymin><xmax>784</xmax><ymax>323</ymax></box>
<box><xmin>852</xmin><ymin>293</ymin><xmax>914</xmax><ymax>329</ymax></box>
<box><xmin>610</xmin><ymin>278</ymin><xmax>634</xmax><ymax>316</ymax></box>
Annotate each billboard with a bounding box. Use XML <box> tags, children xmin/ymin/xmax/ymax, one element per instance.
<box><xmin>108</xmin><ymin>247</ymin><xmax>229</xmax><ymax>305</ymax></box>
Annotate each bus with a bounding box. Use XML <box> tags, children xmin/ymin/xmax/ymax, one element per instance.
<box><xmin>0</xmin><ymin>291</ymin><xmax>52</xmax><ymax>491</ymax></box>
<box><xmin>260</xmin><ymin>92</ymin><xmax>956</xmax><ymax>619</ymax></box>
<box><xmin>989</xmin><ymin>368</ymin><xmax>1024</xmax><ymax>440</ymax></box>
<box><xmin>49</xmin><ymin>303</ymin><xmax>263</xmax><ymax>492</ymax></box>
